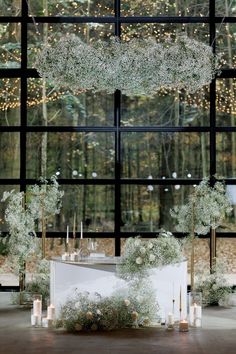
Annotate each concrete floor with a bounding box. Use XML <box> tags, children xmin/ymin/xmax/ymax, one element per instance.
<box><xmin>1</xmin><ymin>293</ymin><xmax>236</xmax><ymax>354</ymax></box>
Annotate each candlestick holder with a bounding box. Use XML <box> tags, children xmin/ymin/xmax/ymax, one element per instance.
<box><xmin>188</xmin><ymin>291</ymin><xmax>202</xmax><ymax>328</ymax></box>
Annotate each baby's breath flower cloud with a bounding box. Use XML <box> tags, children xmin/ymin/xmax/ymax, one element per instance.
<box><xmin>35</xmin><ymin>35</ymin><xmax>220</xmax><ymax>96</ymax></box>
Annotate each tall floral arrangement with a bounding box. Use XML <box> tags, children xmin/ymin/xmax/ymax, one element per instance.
<box><xmin>2</xmin><ymin>190</ymin><xmax>39</xmax><ymax>273</ymax></box>
<box><xmin>35</xmin><ymin>34</ymin><xmax>220</xmax><ymax>96</ymax></box>
<box><xmin>1</xmin><ymin>175</ymin><xmax>64</xmax><ymax>273</ymax></box>
<box><xmin>170</xmin><ymin>177</ymin><xmax>232</xmax><ymax>288</ymax></box>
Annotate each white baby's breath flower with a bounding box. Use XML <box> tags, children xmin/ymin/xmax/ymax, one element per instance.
<box><xmin>86</xmin><ymin>311</ymin><xmax>93</xmax><ymax>320</ymax></box>
<box><xmin>147</xmin><ymin>242</ymin><xmax>153</xmax><ymax>250</ymax></box>
<box><xmin>149</xmin><ymin>254</ymin><xmax>155</xmax><ymax>262</ymax></box>
<box><xmin>74</xmin><ymin>301</ymin><xmax>80</xmax><ymax>309</ymax></box>
<box><xmin>134</xmin><ymin>239</ymin><xmax>141</xmax><ymax>247</ymax></box>
<box><xmin>124</xmin><ymin>299</ymin><xmax>130</xmax><ymax>306</ymax></box>
<box><xmin>131</xmin><ymin>311</ymin><xmax>139</xmax><ymax>321</ymax></box>
<box><xmin>140</xmin><ymin>246</ymin><xmax>146</xmax><ymax>255</ymax></box>
<box><xmin>136</xmin><ymin>257</ymin><xmax>143</xmax><ymax>265</ymax></box>
<box><xmin>96</xmin><ymin>309</ymin><xmax>102</xmax><ymax>315</ymax></box>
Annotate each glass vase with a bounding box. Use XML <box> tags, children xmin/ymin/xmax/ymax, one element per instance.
<box><xmin>188</xmin><ymin>291</ymin><xmax>202</xmax><ymax>327</ymax></box>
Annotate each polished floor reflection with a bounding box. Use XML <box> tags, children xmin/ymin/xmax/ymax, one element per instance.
<box><xmin>1</xmin><ymin>293</ymin><xmax>236</xmax><ymax>354</ymax></box>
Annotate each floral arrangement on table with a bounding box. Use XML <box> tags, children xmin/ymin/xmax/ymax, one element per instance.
<box><xmin>58</xmin><ymin>280</ymin><xmax>159</xmax><ymax>332</ymax></box>
<box><xmin>35</xmin><ymin>34</ymin><xmax>221</xmax><ymax>96</ymax></box>
<box><xmin>117</xmin><ymin>230</ymin><xmax>183</xmax><ymax>280</ymax></box>
<box><xmin>1</xmin><ymin>175</ymin><xmax>64</xmax><ymax>275</ymax></box>
<box><xmin>195</xmin><ymin>258</ymin><xmax>232</xmax><ymax>306</ymax></box>
<box><xmin>170</xmin><ymin>177</ymin><xmax>232</xmax><ymax>289</ymax></box>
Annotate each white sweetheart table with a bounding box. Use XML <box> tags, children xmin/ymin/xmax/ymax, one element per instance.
<box><xmin>50</xmin><ymin>257</ymin><xmax>187</xmax><ymax>320</ymax></box>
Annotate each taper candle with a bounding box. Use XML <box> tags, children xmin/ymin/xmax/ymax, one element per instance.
<box><xmin>66</xmin><ymin>225</ymin><xmax>69</xmax><ymax>244</ymax></box>
<box><xmin>80</xmin><ymin>221</ymin><xmax>83</xmax><ymax>239</ymax></box>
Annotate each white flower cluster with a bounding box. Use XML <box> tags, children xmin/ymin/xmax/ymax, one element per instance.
<box><xmin>195</xmin><ymin>258</ymin><xmax>232</xmax><ymax>306</ymax></box>
<box><xmin>117</xmin><ymin>231</ymin><xmax>183</xmax><ymax>280</ymax></box>
<box><xmin>170</xmin><ymin>178</ymin><xmax>232</xmax><ymax>235</ymax></box>
<box><xmin>35</xmin><ymin>34</ymin><xmax>220</xmax><ymax>96</ymax></box>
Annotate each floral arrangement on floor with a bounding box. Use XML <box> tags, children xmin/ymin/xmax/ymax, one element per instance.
<box><xmin>1</xmin><ymin>175</ymin><xmax>64</xmax><ymax>272</ymax></box>
<box><xmin>58</xmin><ymin>280</ymin><xmax>159</xmax><ymax>332</ymax></box>
<box><xmin>195</xmin><ymin>259</ymin><xmax>232</xmax><ymax>306</ymax></box>
<box><xmin>117</xmin><ymin>230</ymin><xmax>183</xmax><ymax>280</ymax></box>
<box><xmin>35</xmin><ymin>34</ymin><xmax>221</xmax><ymax>96</ymax></box>
<box><xmin>11</xmin><ymin>259</ymin><xmax>50</xmax><ymax>309</ymax></box>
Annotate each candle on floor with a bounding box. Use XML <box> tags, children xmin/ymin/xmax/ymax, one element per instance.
<box><xmin>33</xmin><ymin>298</ymin><xmax>42</xmax><ymax>317</ymax></box>
<box><xmin>189</xmin><ymin>302</ymin><xmax>202</xmax><ymax>327</ymax></box>
<box><xmin>47</xmin><ymin>304</ymin><xmax>56</xmax><ymax>321</ymax></box>
<box><xmin>179</xmin><ymin>319</ymin><xmax>189</xmax><ymax>332</ymax></box>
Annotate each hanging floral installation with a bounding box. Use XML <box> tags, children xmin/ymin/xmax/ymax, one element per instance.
<box><xmin>35</xmin><ymin>34</ymin><xmax>221</xmax><ymax>96</ymax></box>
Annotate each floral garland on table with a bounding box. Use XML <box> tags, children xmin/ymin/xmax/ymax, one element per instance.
<box><xmin>117</xmin><ymin>231</ymin><xmax>183</xmax><ymax>281</ymax></box>
<box><xmin>35</xmin><ymin>34</ymin><xmax>221</xmax><ymax>96</ymax></box>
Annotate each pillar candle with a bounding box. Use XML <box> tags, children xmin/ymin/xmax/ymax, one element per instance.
<box><xmin>47</xmin><ymin>304</ymin><xmax>56</xmax><ymax>321</ymax></box>
<box><xmin>179</xmin><ymin>319</ymin><xmax>189</xmax><ymax>332</ymax></box>
<box><xmin>33</xmin><ymin>299</ymin><xmax>42</xmax><ymax>317</ymax></box>
<box><xmin>189</xmin><ymin>303</ymin><xmax>202</xmax><ymax>327</ymax></box>
<box><xmin>168</xmin><ymin>312</ymin><xmax>175</xmax><ymax>325</ymax></box>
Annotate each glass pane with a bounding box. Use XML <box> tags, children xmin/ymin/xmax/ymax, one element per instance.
<box><xmin>121</xmin><ymin>88</ymin><xmax>209</xmax><ymax>127</ymax></box>
<box><xmin>28</xmin><ymin>23</ymin><xmax>114</xmax><ymax>68</ymax></box>
<box><xmin>27</xmin><ymin>79</ymin><xmax>114</xmax><ymax>126</ymax></box>
<box><xmin>221</xmin><ymin>185</ymin><xmax>236</xmax><ymax>231</ymax></box>
<box><xmin>216</xmin><ymin>23</ymin><xmax>236</xmax><ymax>68</ymax></box>
<box><xmin>43</xmin><ymin>238</ymin><xmax>115</xmax><ymax>258</ymax></box>
<box><xmin>26</xmin><ymin>132</ymin><xmax>115</xmax><ymax>179</ymax></box>
<box><xmin>216</xmin><ymin>133</ymin><xmax>236</xmax><ymax>178</ymax></box>
<box><xmin>0</xmin><ymin>133</ymin><xmax>20</xmax><ymax>178</ymax></box>
<box><xmin>46</xmin><ymin>185</ymin><xmax>115</xmax><ymax>232</ymax></box>
<box><xmin>216</xmin><ymin>1</ymin><xmax>236</xmax><ymax>16</ymax></box>
<box><xmin>0</xmin><ymin>0</ymin><xmax>21</xmax><ymax>16</ymax></box>
<box><xmin>216</xmin><ymin>79</ymin><xmax>236</xmax><ymax>126</ymax></box>
<box><xmin>0</xmin><ymin>79</ymin><xmax>20</xmax><ymax>126</ymax></box>
<box><xmin>0</xmin><ymin>23</ymin><xmax>21</xmax><ymax>68</ymax></box>
<box><xmin>217</xmin><ymin>238</ymin><xmax>236</xmax><ymax>284</ymax></box>
<box><xmin>121</xmin><ymin>0</ymin><xmax>209</xmax><ymax>16</ymax></box>
<box><xmin>121</xmin><ymin>23</ymin><xmax>209</xmax><ymax>44</ymax></box>
<box><xmin>28</xmin><ymin>0</ymin><xmax>114</xmax><ymax>16</ymax></box>
<box><xmin>121</xmin><ymin>184</ymin><xmax>193</xmax><ymax>232</ymax></box>
<box><xmin>121</xmin><ymin>132</ymin><xmax>210</xmax><ymax>179</ymax></box>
